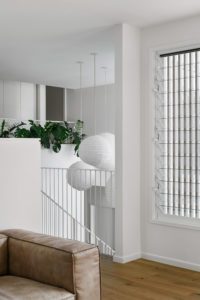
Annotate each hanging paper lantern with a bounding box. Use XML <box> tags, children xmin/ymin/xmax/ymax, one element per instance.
<box><xmin>67</xmin><ymin>161</ymin><xmax>96</xmax><ymax>191</ymax></box>
<box><xmin>100</xmin><ymin>133</ymin><xmax>115</xmax><ymax>147</ymax></box>
<box><xmin>79</xmin><ymin>134</ymin><xmax>115</xmax><ymax>171</ymax></box>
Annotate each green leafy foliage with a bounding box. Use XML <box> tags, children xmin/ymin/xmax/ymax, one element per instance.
<box><xmin>0</xmin><ymin>120</ymin><xmax>25</xmax><ymax>138</ymax></box>
<box><xmin>64</xmin><ymin>120</ymin><xmax>86</xmax><ymax>156</ymax></box>
<box><xmin>12</xmin><ymin>119</ymin><xmax>85</xmax><ymax>154</ymax></box>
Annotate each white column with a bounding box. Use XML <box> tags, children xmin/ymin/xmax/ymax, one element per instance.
<box><xmin>36</xmin><ymin>84</ymin><xmax>46</xmax><ymax>122</ymax></box>
<box><xmin>63</xmin><ymin>88</ymin><xmax>68</xmax><ymax>121</ymax></box>
<box><xmin>114</xmin><ymin>24</ymin><xmax>141</xmax><ymax>263</ymax></box>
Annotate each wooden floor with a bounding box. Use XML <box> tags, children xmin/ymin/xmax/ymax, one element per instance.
<box><xmin>101</xmin><ymin>257</ymin><xmax>200</xmax><ymax>300</ymax></box>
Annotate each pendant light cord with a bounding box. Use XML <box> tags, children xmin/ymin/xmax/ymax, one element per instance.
<box><xmin>77</xmin><ymin>61</ymin><xmax>83</xmax><ymax>121</ymax></box>
<box><xmin>77</xmin><ymin>61</ymin><xmax>84</xmax><ymax>138</ymax></box>
<box><xmin>102</xmin><ymin>66</ymin><xmax>108</xmax><ymax>132</ymax></box>
<box><xmin>91</xmin><ymin>53</ymin><xmax>97</xmax><ymax>134</ymax></box>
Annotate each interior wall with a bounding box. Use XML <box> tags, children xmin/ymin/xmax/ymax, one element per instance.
<box><xmin>141</xmin><ymin>15</ymin><xmax>200</xmax><ymax>270</ymax></box>
<box><xmin>67</xmin><ymin>84</ymin><xmax>115</xmax><ymax>135</ymax></box>
<box><xmin>0</xmin><ymin>80</ymin><xmax>36</xmax><ymax>120</ymax></box>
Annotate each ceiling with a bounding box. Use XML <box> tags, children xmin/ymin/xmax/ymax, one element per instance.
<box><xmin>0</xmin><ymin>0</ymin><xmax>200</xmax><ymax>88</ymax></box>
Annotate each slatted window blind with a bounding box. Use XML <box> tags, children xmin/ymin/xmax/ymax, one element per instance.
<box><xmin>155</xmin><ymin>48</ymin><xmax>200</xmax><ymax>219</ymax></box>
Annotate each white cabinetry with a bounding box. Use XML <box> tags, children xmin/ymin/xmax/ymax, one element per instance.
<box><xmin>0</xmin><ymin>80</ymin><xmax>36</xmax><ymax>120</ymax></box>
<box><xmin>0</xmin><ymin>81</ymin><xmax>3</xmax><ymax>116</ymax></box>
<box><xmin>20</xmin><ymin>82</ymin><xmax>36</xmax><ymax>119</ymax></box>
<box><xmin>3</xmin><ymin>81</ymin><xmax>21</xmax><ymax>119</ymax></box>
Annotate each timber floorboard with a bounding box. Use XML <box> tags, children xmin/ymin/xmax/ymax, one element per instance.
<box><xmin>101</xmin><ymin>256</ymin><xmax>200</xmax><ymax>300</ymax></box>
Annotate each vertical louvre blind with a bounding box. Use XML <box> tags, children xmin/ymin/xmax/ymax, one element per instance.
<box><xmin>155</xmin><ymin>49</ymin><xmax>200</xmax><ymax>219</ymax></box>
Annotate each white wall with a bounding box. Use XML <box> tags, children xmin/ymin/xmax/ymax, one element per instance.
<box><xmin>67</xmin><ymin>84</ymin><xmax>115</xmax><ymax>135</ymax></box>
<box><xmin>0</xmin><ymin>80</ymin><xmax>36</xmax><ymax>120</ymax></box>
<box><xmin>0</xmin><ymin>139</ymin><xmax>41</xmax><ymax>232</ymax></box>
<box><xmin>114</xmin><ymin>24</ymin><xmax>141</xmax><ymax>263</ymax></box>
<box><xmin>141</xmin><ymin>15</ymin><xmax>200</xmax><ymax>271</ymax></box>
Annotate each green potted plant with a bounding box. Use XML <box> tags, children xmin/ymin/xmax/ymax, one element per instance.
<box><xmin>0</xmin><ymin>118</ymin><xmax>85</xmax><ymax>167</ymax></box>
<box><xmin>14</xmin><ymin>119</ymin><xmax>85</xmax><ymax>155</ymax></box>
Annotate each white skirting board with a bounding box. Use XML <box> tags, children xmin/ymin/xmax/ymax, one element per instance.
<box><xmin>113</xmin><ymin>253</ymin><xmax>141</xmax><ymax>263</ymax></box>
<box><xmin>0</xmin><ymin>139</ymin><xmax>42</xmax><ymax>233</ymax></box>
<box><xmin>142</xmin><ymin>252</ymin><xmax>200</xmax><ymax>272</ymax></box>
<box><xmin>114</xmin><ymin>252</ymin><xmax>200</xmax><ymax>271</ymax></box>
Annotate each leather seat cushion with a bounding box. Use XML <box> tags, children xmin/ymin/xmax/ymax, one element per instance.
<box><xmin>0</xmin><ymin>276</ymin><xmax>75</xmax><ymax>300</ymax></box>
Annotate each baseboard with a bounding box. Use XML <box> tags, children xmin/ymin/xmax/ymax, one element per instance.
<box><xmin>142</xmin><ymin>252</ymin><xmax>200</xmax><ymax>272</ymax></box>
<box><xmin>113</xmin><ymin>251</ymin><xmax>200</xmax><ymax>271</ymax></box>
<box><xmin>113</xmin><ymin>252</ymin><xmax>141</xmax><ymax>263</ymax></box>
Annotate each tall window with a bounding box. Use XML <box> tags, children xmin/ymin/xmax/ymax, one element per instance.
<box><xmin>155</xmin><ymin>48</ymin><xmax>200</xmax><ymax>219</ymax></box>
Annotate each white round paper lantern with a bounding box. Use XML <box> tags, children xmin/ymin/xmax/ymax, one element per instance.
<box><xmin>67</xmin><ymin>161</ymin><xmax>96</xmax><ymax>191</ymax></box>
<box><xmin>79</xmin><ymin>134</ymin><xmax>115</xmax><ymax>170</ymax></box>
<box><xmin>100</xmin><ymin>133</ymin><xmax>115</xmax><ymax>149</ymax></box>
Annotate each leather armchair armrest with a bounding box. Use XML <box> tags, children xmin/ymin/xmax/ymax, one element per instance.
<box><xmin>0</xmin><ymin>234</ymin><xmax>8</xmax><ymax>275</ymax></box>
<box><xmin>1</xmin><ymin>229</ymin><xmax>101</xmax><ymax>300</ymax></box>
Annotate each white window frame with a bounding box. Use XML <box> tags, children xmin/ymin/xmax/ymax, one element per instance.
<box><xmin>151</xmin><ymin>42</ymin><xmax>200</xmax><ymax>230</ymax></box>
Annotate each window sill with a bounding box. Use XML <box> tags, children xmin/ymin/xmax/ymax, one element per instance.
<box><xmin>151</xmin><ymin>214</ymin><xmax>200</xmax><ymax>231</ymax></box>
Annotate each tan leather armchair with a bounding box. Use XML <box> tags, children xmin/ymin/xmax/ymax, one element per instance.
<box><xmin>0</xmin><ymin>229</ymin><xmax>101</xmax><ymax>300</ymax></box>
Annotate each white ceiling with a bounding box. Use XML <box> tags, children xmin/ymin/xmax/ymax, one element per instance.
<box><xmin>0</xmin><ymin>0</ymin><xmax>200</xmax><ymax>88</ymax></box>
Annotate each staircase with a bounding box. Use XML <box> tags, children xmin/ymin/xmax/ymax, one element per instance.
<box><xmin>41</xmin><ymin>167</ymin><xmax>115</xmax><ymax>256</ymax></box>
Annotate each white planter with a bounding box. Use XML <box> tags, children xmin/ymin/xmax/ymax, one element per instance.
<box><xmin>41</xmin><ymin>144</ymin><xmax>80</xmax><ymax>168</ymax></box>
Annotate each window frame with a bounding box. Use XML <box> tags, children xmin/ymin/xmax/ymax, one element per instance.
<box><xmin>150</xmin><ymin>42</ymin><xmax>200</xmax><ymax>230</ymax></box>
